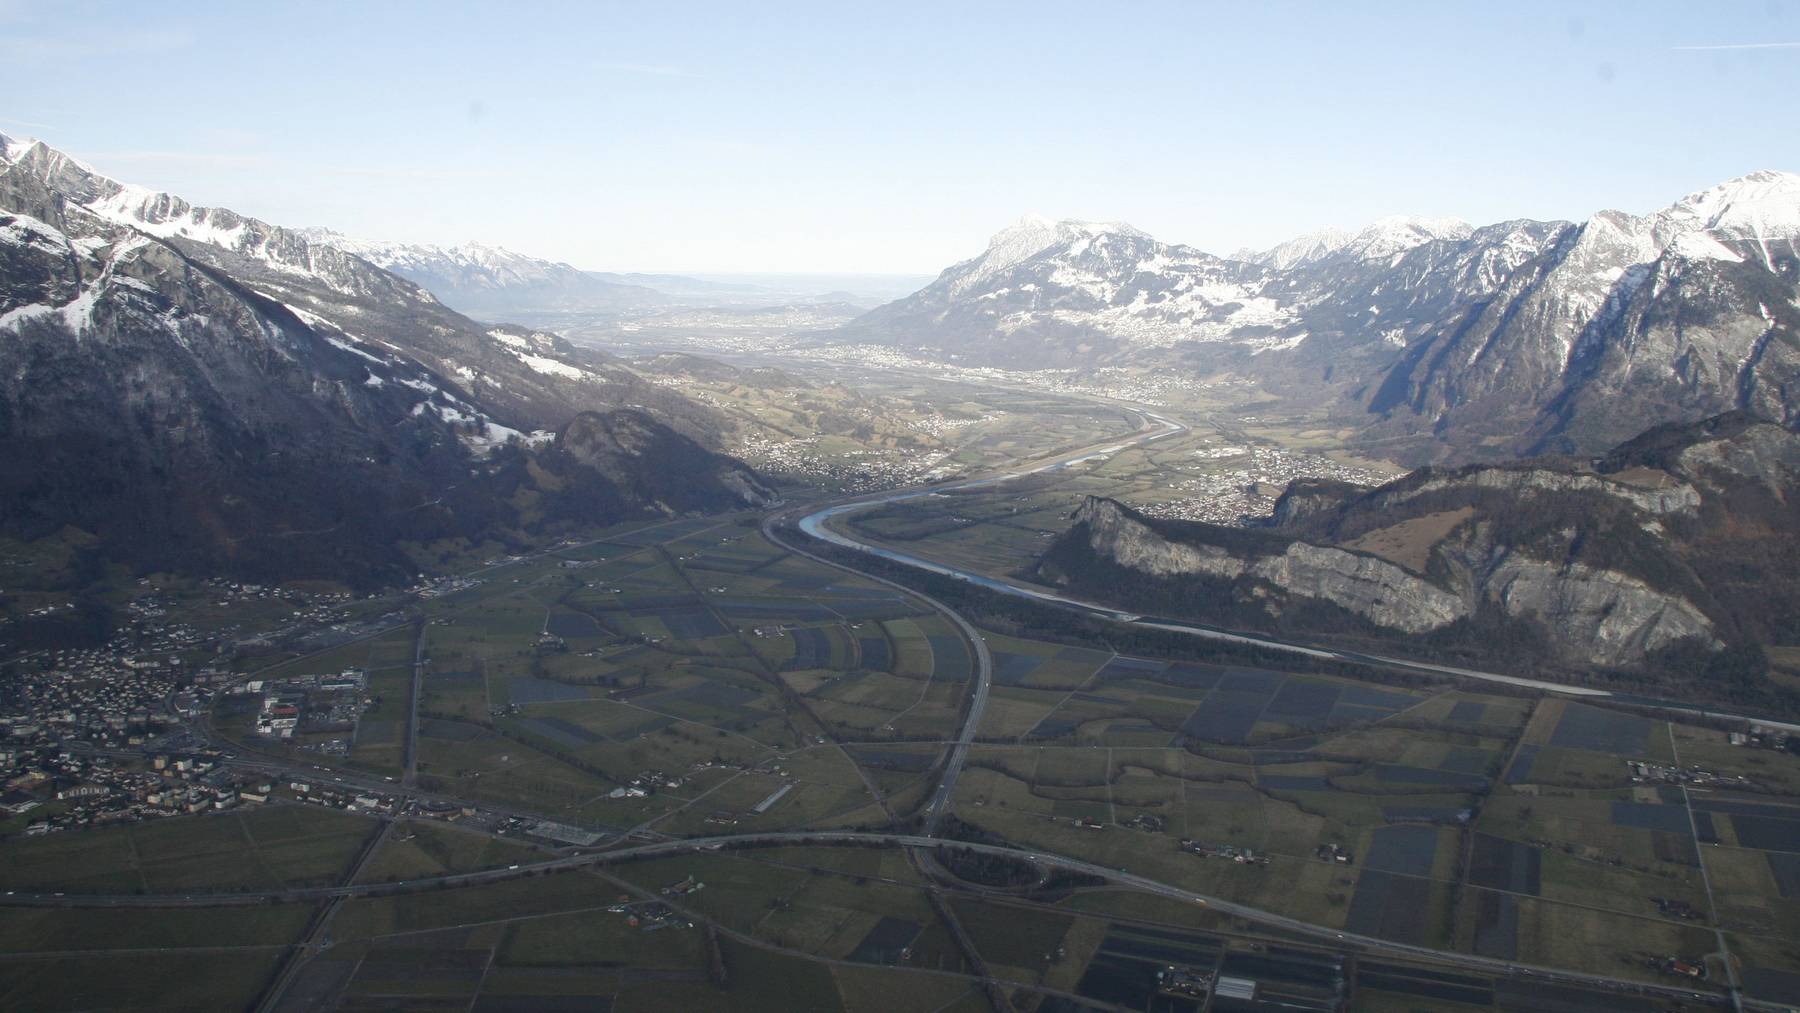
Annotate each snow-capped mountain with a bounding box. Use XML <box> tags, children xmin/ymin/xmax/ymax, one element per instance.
<box><xmin>1231</xmin><ymin>227</ymin><xmax>1350</xmax><ymax>271</ymax></box>
<box><xmin>835</xmin><ymin>214</ymin><xmax>1295</xmax><ymax>364</ymax></box>
<box><xmin>1235</xmin><ymin>215</ymin><xmax>1473</xmax><ymax>270</ymax></box>
<box><xmin>302</xmin><ymin>231</ymin><xmax>670</xmax><ymax>317</ymax></box>
<box><xmin>837</xmin><ymin>172</ymin><xmax>1800</xmax><ymax>460</ymax></box>
<box><xmin>1357</xmin><ymin>171</ymin><xmax>1800</xmax><ymax>457</ymax></box>
<box><xmin>0</xmin><ymin>133</ymin><xmax>768</xmax><ymax>584</ymax></box>
<box><xmin>302</xmin><ymin>231</ymin><xmax>810</xmax><ymax>321</ymax></box>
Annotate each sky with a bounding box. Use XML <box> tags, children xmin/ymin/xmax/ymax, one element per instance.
<box><xmin>3</xmin><ymin>1</ymin><xmax>1798</xmax><ymax>274</ymax></box>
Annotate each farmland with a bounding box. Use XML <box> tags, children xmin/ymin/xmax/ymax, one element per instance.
<box><xmin>12</xmin><ymin>500</ymin><xmax>1800</xmax><ymax>1007</ymax></box>
<box><xmin>4</xmin><ymin>379</ymin><xmax>1799</xmax><ymax>1011</ymax></box>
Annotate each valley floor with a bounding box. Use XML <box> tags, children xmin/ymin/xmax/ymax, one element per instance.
<box><xmin>2</xmin><ymin>369</ymin><xmax>1797</xmax><ymax>1011</ymax></box>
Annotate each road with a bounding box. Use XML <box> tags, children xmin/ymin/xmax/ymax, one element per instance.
<box><xmin>401</xmin><ymin>619</ymin><xmax>425</xmax><ymax>789</ymax></box>
<box><xmin>77</xmin><ymin>394</ymin><xmax>1787</xmax><ymax>1008</ymax></box>
<box><xmin>762</xmin><ymin>407</ymin><xmax>1191</xmax><ymax>833</ymax></box>
<box><xmin>760</xmin><ymin>511</ymin><xmax>993</xmax><ymax>834</ymax></box>
<box><xmin>763</xmin><ymin>397</ymin><xmax>1796</xmax><ymax>1006</ymax></box>
<box><xmin>257</xmin><ymin>819</ymin><xmax>397</xmax><ymax>1013</ymax></box>
<box><xmin>784</xmin><ymin>408</ymin><xmax>1800</xmax><ymax>734</ymax></box>
<box><xmin>4</xmin><ymin>828</ymin><xmax>1758</xmax><ymax>1010</ymax></box>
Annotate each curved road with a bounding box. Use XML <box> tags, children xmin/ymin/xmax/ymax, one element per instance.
<box><xmin>72</xmin><ymin>398</ymin><xmax>1784</xmax><ymax>1010</ymax></box>
<box><xmin>760</xmin><ymin>510</ymin><xmax>992</xmax><ymax>834</ymax></box>
<box><xmin>784</xmin><ymin>408</ymin><xmax>1800</xmax><ymax>734</ymax></box>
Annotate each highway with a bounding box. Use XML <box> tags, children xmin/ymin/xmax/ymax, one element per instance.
<box><xmin>763</xmin><ymin>408</ymin><xmax>1194</xmax><ymax>833</ymax></box>
<box><xmin>759</xmin><ymin>398</ymin><xmax>1800</xmax><ymax>1009</ymax></box>
<box><xmin>4</xmin><ymin>829</ymin><xmax>1757</xmax><ymax>1010</ymax></box>
<box><xmin>783</xmin><ymin>407</ymin><xmax>1800</xmax><ymax>734</ymax></box>
<box><xmin>761</xmin><ymin>511</ymin><xmax>993</xmax><ymax>834</ymax></box>
<box><xmin>56</xmin><ymin>396</ymin><xmax>1791</xmax><ymax>1009</ymax></box>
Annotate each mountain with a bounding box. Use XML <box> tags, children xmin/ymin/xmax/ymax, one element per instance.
<box><xmin>833</xmin><ymin>214</ymin><xmax>1290</xmax><ymax>365</ymax></box>
<box><xmin>301</xmin><ymin>232</ymin><xmax>671</xmax><ymax>318</ymax></box>
<box><xmin>0</xmin><ymin>134</ymin><xmax>770</xmax><ymax>587</ymax></box>
<box><xmin>1036</xmin><ymin>413</ymin><xmax>1798</xmax><ymax>701</ymax></box>
<box><xmin>836</xmin><ymin>174</ymin><xmax>1800</xmax><ymax>461</ymax></box>
<box><xmin>303</xmin><ymin>234</ymin><xmax>829</xmax><ymax>320</ymax></box>
<box><xmin>1357</xmin><ymin>171</ymin><xmax>1800</xmax><ymax>459</ymax></box>
<box><xmin>1233</xmin><ymin>215</ymin><xmax>1473</xmax><ymax>270</ymax></box>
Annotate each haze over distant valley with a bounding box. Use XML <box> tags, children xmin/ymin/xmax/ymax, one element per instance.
<box><xmin>5</xmin><ymin>5</ymin><xmax>1800</xmax><ymax>1010</ymax></box>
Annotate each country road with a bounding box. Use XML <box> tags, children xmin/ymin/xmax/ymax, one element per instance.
<box><xmin>4</xmin><ymin>829</ymin><xmax>1760</xmax><ymax>1011</ymax></box>
<box><xmin>72</xmin><ymin>394</ymin><xmax>1792</xmax><ymax>1011</ymax></box>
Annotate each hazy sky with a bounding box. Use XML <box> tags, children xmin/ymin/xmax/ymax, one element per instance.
<box><xmin>4</xmin><ymin>1</ymin><xmax>1797</xmax><ymax>273</ymax></box>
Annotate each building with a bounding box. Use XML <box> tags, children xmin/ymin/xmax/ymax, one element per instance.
<box><xmin>1216</xmin><ymin>976</ymin><xmax>1257</xmax><ymax>1002</ymax></box>
<box><xmin>751</xmin><ymin>783</ymin><xmax>793</xmax><ymax>814</ymax></box>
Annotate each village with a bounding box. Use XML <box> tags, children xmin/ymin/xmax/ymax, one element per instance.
<box><xmin>1142</xmin><ymin>443</ymin><xmax>1393</xmax><ymax>524</ymax></box>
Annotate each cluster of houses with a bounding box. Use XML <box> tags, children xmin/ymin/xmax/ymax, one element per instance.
<box><xmin>660</xmin><ymin>875</ymin><xmax>704</xmax><ymax>898</ymax></box>
<box><xmin>0</xmin><ymin>651</ymin><xmax>195</xmax><ymax>751</ymax></box>
<box><xmin>607</xmin><ymin>896</ymin><xmax>691</xmax><ymax>931</ymax></box>
<box><xmin>416</xmin><ymin>575</ymin><xmax>484</xmax><ymax>599</ymax></box>
<box><xmin>1141</xmin><ymin>443</ymin><xmax>1392</xmax><ymax>525</ymax></box>
<box><xmin>1651</xmin><ymin>896</ymin><xmax>1705</xmax><ymax>921</ymax></box>
<box><xmin>2</xmin><ymin>748</ymin><xmax>276</xmax><ymax>835</ymax></box>
<box><xmin>605</xmin><ymin>768</ymin><xmax>687</xmax><ymax>801</ymax></box>
<box><xmin>1181</xmin><ymin>838</ymin><xmax>1269</xmax><ymax>864</ymax></box>
<box><xmin>286</xmin><ymin>780</ymin><xmax>406</xmax><ymax>817</ymax></box>
<box><xmin>1625</xmin><ymin>759</ymin><xmax>1753</xmax><ymax>789</ymax></box>
<box><xmin>1157</xmin><ymin>966</ymin><xmax>1255</xmax><ymax>1002</ymax></box>
<box><xmin>1314</xmin><ymin>842</ymin><xmax>1355</xmax><ymax>865</ymax></box>
<box><xmin>1122</xmin><ymin>812</ymin><xmax>1166</xmax><ymax>833</ymax></box>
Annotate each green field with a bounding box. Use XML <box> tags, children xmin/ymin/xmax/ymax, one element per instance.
<box><xmin>9</xmin><ymin>379</ymin><xmax>1797</xmax><ymax>1011</ymax></box>
<box><xmin>0</xmin><ymin>804</ymin><xmax>378</xmax><ymax>894</ymax></box>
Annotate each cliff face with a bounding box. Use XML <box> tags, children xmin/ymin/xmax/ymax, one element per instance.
<box><xmin>1041</xmin><ymin>413</ymin><xmax>1800</xmax><ymax>673</ymax></box>
<box><xmin>1475</xmin><ymin>551</ymin><xmax>1714</xmax><ymax>663</ymax></box>
<box><xmin>1249</xmin><ymin>541</ymin><xmax>1468</xmax><ymax>634</ymax></box>
<box><xmin>1058</xmin><ymin>496</ymin><xmax>1708</xmax><ymax>666</ymax></box>
<box><xmin>1074</xmin><ymin>495</ymin><xmax>1252</xmax><ymax>581</ymax></box>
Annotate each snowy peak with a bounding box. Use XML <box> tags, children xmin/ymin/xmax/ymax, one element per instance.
<box><xmin>317</xmin><ymin>233</ymin><xmax>576</xmax><ymax>276</ymax></box>
<box><xmin>1652</xmin><ymin>170</ymin><xmax>1800</xmax><ymax>265</ymax></box>
<box><xmin>297</xmin><ymin>226</ymin><xmax>379</xmax><ymax>256</ymax></box>
<box><xmin>1559</xmin><ymin>170</ymin><xmax>1800</xmax><ymax>270</ymax></box>
<box><xmin>1236</xmin><ymin>227</ymin><xmax>1352</xmax><ymax>270</ymax></box>
<box><xmin>958</xmin><ymin>215</ymin><xmax>1191</xmax><ymax>295</ymax></box>
<box><xmin>995</xmin><ymin>213</ymin><xmax>1148</xmax><ymax>243</ymax></box>
<box><xmin>0</xmin><ymin>132</ymin><xmax>38</xmax><ymax>164</ymax></box>
<box><xmin>1244</xmin><ymin>215</ymin><xmax>1472</xmax><ymax>268</ymax></box>
<box><xmin>841</xmin><ymin>166</ymin><xmax>1799</xmax><ymax>412</ymax></box>
<box><xmin>1664</xmin><ymin>169</ymin><xmax>1800</xmax><ymax>232</ymax></box>
<box><xmin>845</xmin><ymin>213</ymin><xmax>1293</xmax><ymax>360</ymax></box>
<box><xmin>1340</xmin><ymin>215</ymin><xmax>1474</xmax><ymax>261</ymax></box>
<box><xmin>297</xmin><ymin>231</ymin><xmax>666</xmax><ymax>313</ymax></box>
<box><xmin>948</xmin><ymin>214</ymin><xmax>1154</xmax><ymax>294</ymax></box>
<box><xmin>0</xmin><ymin>136</ymin><xmax>424</xmax><ymax>302</ymax></box>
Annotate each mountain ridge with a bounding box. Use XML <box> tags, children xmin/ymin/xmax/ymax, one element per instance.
<box><xmin>835</xmin><ymin>171</ymin><xmax>1800</xmax><ymax>461</ymax></box>
<box><xmin>1036</xmin><ymin>411</ymin><xmax>1799</xmax><ymax>702</ymax></box>
<box><xmin>0</xmin><ymin>133</ymin><xmax>771</xmax><ymax>587</ymax></box>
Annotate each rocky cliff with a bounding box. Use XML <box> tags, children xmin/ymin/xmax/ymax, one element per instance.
<box><xmin>1039</xmin><ymin>413</ymin><xmax>1799</xmax><ymax>676</ymax></box>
